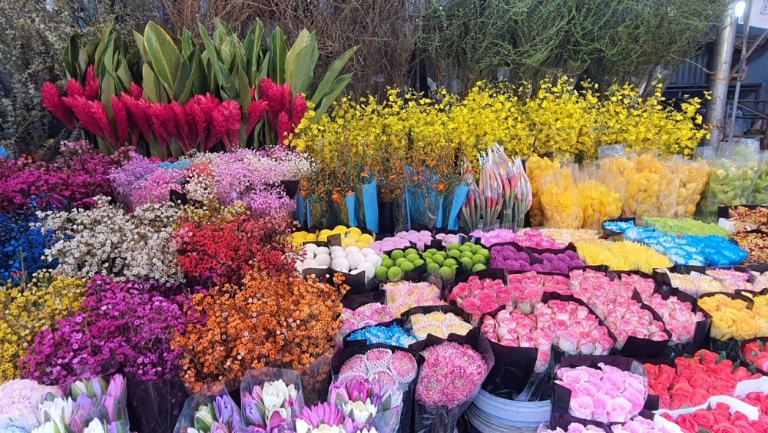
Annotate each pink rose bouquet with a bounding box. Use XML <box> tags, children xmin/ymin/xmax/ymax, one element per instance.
<box><xmin>535</xmin><ymin>301</ymin><xmax>614</xmax><ymax>356</ymax></box>
<box><xmin>481</xmin><ymin>307</ymin><xmax>553</xmax><ymax>372</ymax></box>
<box><xmin>507</xmin><ymin>272</ymin><xmax>570</xmax><ymax>314</ymax></box>
<box><xmin>644</xmin><ymin>294</ymin><xmax>705</xmax><ymax>345</ymax></box>
<box><xmin>537</xmin><ymin>424</ymin><xmax>606</xmax><ymax>433</ymax></box>
<box><xmin>449</xmin><ymin>276</ymin><xmax>510</xmax><ymax>320</ymax></box>
<box><xmin>555</xmin><ymin>363</ymin><xmax>647</xmax><ymax>424</ymax></box>
<box><xmin>618</xmin><ymin>273</ymin><xmax>657</xmax><ymax>301</ymax></box>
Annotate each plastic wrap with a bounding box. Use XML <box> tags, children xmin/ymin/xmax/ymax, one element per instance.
<box><xmin>698</xmin><ymin>140</ymin><xmax>761</xmax><ymax>220</ymax></box>
<box><xmin>751</xmin><ymin>152</ymin><xmax>768</xmax><ymax>206</ymax></box>
<box><xmin>126</xmin><ymin>377</ymin><xmax>187</xmax><ymax>433</ymax></box>
<box><xmin>574</xmin><ymin>163</ymin><xmax>622</xmax><ymax>230</ymax></box>
<box><xmin>539</xmin><ymin>165</ymin><xmax>583</xmax><ymax>229</ymax></box>
<box><xmin>239</xmin><ymin>368</ymin><xmax>305</xmax><ymax>432</ymax></box>
<box><xmin>671</xmin><ymin>156</ymin><xmax>710</xmax><ymax>219</ymax></box>
<box><xmin>624</xmin><ymin>152</ymin><xmax>661</xmax><ymax>218</ymax></box>
<box><xmin>656</xmin><ymin>159</ymin><xmax>680</xmax><ymax>218</ymax></box>
<box><xmin>411</xmin><ymin>328</ymin><xmax>495</xmax><ymax>433</ymax></box>
<box><xmin>331</xmin><ymin>344</ymin><xmax>424</xmax><ymax>433</ymax></box>
<box><xmin>172</xmin><ymin>385</ymin><xmax>245</xmax><ymax>433</ymax></box>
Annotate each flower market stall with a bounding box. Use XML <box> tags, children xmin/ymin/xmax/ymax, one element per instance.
<box><xmin>6</xmin><ymin>17</ymin><xmax>768</xmax><ymax>433</ymax></box>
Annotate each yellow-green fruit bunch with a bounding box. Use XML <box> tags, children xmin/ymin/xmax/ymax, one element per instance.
<box><xmin>0</xmin><ymin>272</ymin><xmax>86</xmax><ymax>380</ymax></box>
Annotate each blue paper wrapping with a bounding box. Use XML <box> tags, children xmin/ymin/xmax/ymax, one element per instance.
<box><xmin>296</xmin><ymin>194</ymin><xmax>306</xmax><ymax>227</ymax></box>
<box><xmin>362</xmin><ymin>180</ymin><xmax>379</xmax><ymax>233</ymax></box>
<box><xmin>346</xmin><ymin>193</ymin><xmax>358</xmax><ymax>227</ymax></box>
<box><xmin>436</xmin><ymin>196</ymin><xmax>445</xmax><ymax>228</ymax></box>
<box><xmin>448</xmin><ymin>184</ymin><xmax>469</xmax><ymax>230</ymax></box>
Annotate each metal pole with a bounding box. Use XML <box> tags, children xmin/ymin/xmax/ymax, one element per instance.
<box><xmin>728</xmin><ymin>0</ymin><xmax>752</xmax><ymax>143</ymax></box>
<box><xmin>705</xmin><ymin>2</ymin><xmax>738</xmax><ymax>146</ymax></box>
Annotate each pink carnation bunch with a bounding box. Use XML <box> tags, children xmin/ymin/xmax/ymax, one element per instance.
<box><xmin>535</xmin><ymin>301</ymin><xmax>614</xmax><ymax>356</ymax></box>
<box><xmin>470</xmin><ymin>229</ymin><xmax>516</xmax><ymax>247</ymax></box>
<box><xmin>555</xmin><ymin>363</ymin><xmax>647</xmax><ymax>424</ymax></box>
<box><xmin>340</xmin><ymin>302</ymin><xmax>396</xmax><ymax>335</ymax></box>
<box><xmin>370</xmin><ymin>236</ymin><xmax>413</xmax><ymax>254</ymax></box>
<box><xmin>481</xmin><ymin>307</ymin><xmax>553</xmax><ymax>372</ymax></box>
<box><xmin>449</xmin><ymin>276</ymin><xmax>510</xmax><ymax>320</ymax></box>
<box><xmin>416</xmin><ymin>342</ymin><xmax>488</xmax><ymax>408</ymax></box>
<box><xmin>514</xmin><ymin>229</ymin><xmax>566</xmax><ymax>249</ymax></box>
<box><xmin>644</xmin><ymin>294</ymin><xmax>705</xmax><ymax>345</ymax></box>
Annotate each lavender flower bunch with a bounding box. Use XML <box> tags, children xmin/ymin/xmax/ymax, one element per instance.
<box><xmin>328</xmin><ymin>379</ymin><xmax>402</xmax><ymax>433</ymax></box>
<box><xmin>241</xmin><ymin>379</ymin><xmax>300</xmax><ymax>433</ymax></box>
<box><xmin>31</xmin><ymin>374</ymin><xmax>129</xmax><ymax>433</ymax></box>
<box><xmin>182</xmin><ymin>395</ymin><xmax>244</xmax><ymax>433</ymax></box>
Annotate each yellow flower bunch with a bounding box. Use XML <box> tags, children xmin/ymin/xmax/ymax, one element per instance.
<box><xmin>672</xmin><ymin>158</ymin><xmax>711</xmax><ymax>218</ymax></box>
<box><xmin>577</xmin><ymin>180</ymin><xmax>623</xmax><ymax>230</ymax></box>
<box><xmin>536</xmin><ymin>228</ymin><xmax>600</xmax><ymax>245</ymax></box>
<box><xmin>699</xmin><ymin>294</ymin><xmax>768</xmax><ymax>341</ymax></box>
<box><xmin>526</xmin><ymin>155</ymin><xmax>564</xmax><ymax>226</ymax></box>
<box><xmin>0</xmin><ymin>271</ymin><xmax>86</xmax><ymax>380</ymax></box>
<box><xmin>539</xmin><ymin>166</ymin><xmax>583</xmax><ymax>229</ymax></box>
<box><xmin>295</xmin><ymin>77</ymin><xmax>708</xmax><ymax>177</ymax></box>
<box><xmin>575</xmin><ymin>240</ymin><xmax>673</xmax><ymax>274</ymax></box>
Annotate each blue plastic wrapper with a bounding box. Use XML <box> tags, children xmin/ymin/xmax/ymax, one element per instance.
<box><xmin>346</xmin><ymin>193</ymin><xmax>359</xmax><ymax>227</ymax></box>
<box><xmin>347</xmin><ymin>323</ymin><xmax>418</xmax><ymax>348</ymax></box>
<box><xmin>624</xmin><ymin>227</ymin><xmax>747</xmax><ymax>266</ymax></box>
<box><xmin>363</xmin><ymin>180</ymin><xmax>379</xmax><ymax>233</ymax></box>
<box><xmin>448</xmin><ymin>184</ymin><xmax>469</xmax><ymax>231</ymax></box>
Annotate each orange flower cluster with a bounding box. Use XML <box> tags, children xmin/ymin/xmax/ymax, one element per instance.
<box><xmin>173</xmin><ymin>271</ymin><xmax>347</xmax><ymax>393</ymax></box>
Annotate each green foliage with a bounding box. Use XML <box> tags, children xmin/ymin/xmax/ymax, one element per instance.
<box><xmin>419</xmin><ymin>0</ymin><xmax>728</xmax><ymax>91</ymax></box>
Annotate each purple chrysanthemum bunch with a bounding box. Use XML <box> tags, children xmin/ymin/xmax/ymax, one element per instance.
<box><xmin>21</xmin><ymin>276</ymin><xmax>188</xmax><ymax>385</ymax></box>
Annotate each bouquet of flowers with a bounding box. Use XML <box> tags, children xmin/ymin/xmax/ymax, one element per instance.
<box><xmin>174</xmin><ymin>391</ymin><xmax>244</xmax><ymax>433</ymax></box>
<box><xmin>294</xmin><ymin>403</ymin><xmax>375</xmax><ymax>433</ymax></box>
<box><xmin>0</xmin><ymin>380</ymin><xmax>62</xmax><ymax>432</ymax></box>
<box><xmin>31</xmin><ymin>374</ymin><xmax>129</xmax><ymax>433</ymax></box>
<box><xmin>240</xmin><ymin>369</ymin><xmax>304</xmax><ymax>433</ymax></box>
<box><xmin>328</xmin><ymin>378</ymin><xmax>403</xmax><ymax>433</ymax></box>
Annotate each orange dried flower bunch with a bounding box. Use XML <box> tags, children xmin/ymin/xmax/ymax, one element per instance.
<box><xmin>173</xmin><ymin>271</ymin><xmax>347</xmax><ymax>393</ymax></box>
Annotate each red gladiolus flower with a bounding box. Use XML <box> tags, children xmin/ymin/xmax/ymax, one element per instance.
<box><xmin>291</xmin><ymin>93</ymin><xmax>307</xmax><ymax>128</ymax></box>
<box><xmin>246</xmin><ymin>100</ymin><xmax>268</xmax><ymax>136</ymax></box>
<box><xmin>185</xmin><ymin>97</ymin><xmax>208</xmax><ymax>152</ymax></box>
<box><xmin>92</xmin><ymin>102</ymin><xmax>117</xmax><ymax>145</ymax></box>
<box><xmin>41</xmin><ymin>82</ymin><xmax>76</xmax><ymax>130</ymax></box>
<box><xmin>62</xmin><ymin>95</ymin><xmax>104</xmax><ymax>138</ymax></box>
<box><xmin>110</xmin><ymin>96</ymin><xmax>130</xmax><ymax>145</ymax></box>
<box><xmin>84</xmin><ymin>65</ymin><xmax>100</xmax><ymax>101</ymax></box>
<box><xmin>129</xmin><ymin>83</ymin><xmax>143</xmax><ymax>100</ymax></box>
<box><xmin>120</xmin><ymin>93</ymin><xmax>153</xmax><ymax>144</ymax></box>
<box><xmin>66</xmin><ymin>79</ymin><xmax>85</xmax><ymax>98</ymax></box>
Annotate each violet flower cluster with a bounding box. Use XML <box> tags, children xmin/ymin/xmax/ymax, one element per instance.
<box><xmin>21</xmin><ymin>276</ymin><xmax>188</xmax><ymax>385</ymax></box>
<box><xmin>0</xmin><ymin>141</ymin><xmax>118</xmax><ymax>214</ymax></box>
<box><xmin>181</xmin><ymin>395</ymin><xmax>244</xmax><ymax>433</ymax></box>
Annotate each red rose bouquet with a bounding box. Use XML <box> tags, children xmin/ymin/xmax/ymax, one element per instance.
<box><xmin>660</xmin><ymin>401</ymin><xmax>768</xmax><ymax>433</ymax></box>
<box><xmin>744</xmin><ymin>340</ymin><xmax>768</xmax><ymax>373</ymax></box>
<box><xmin>645</xmin><ymin>350</ymin><xmax>761</xmax><ymax>410</ymax></box>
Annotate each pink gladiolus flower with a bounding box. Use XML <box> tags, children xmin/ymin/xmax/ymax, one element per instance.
<box><xmin>84</xmin><ymin>65</ymin><xmax>100</xmax><ymax>101</ymax></box>
<box><xmin>110</xmin><ymin>96</ymin><xmax>130</xmax><ymax>145</ymax></box>
<box><xmin>120</xmin><ymin>93</ymin><xmax>153</xmax><ymax>143</ymax></box>
<box><xmin>291</xmin><ymin>93</ymin><xmax>307</xmax><ymax>128</ymax></box>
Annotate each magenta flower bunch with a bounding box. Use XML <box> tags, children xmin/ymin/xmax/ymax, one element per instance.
<box><xmin>415</xmin><ymin>342</ymin><xmax>488</xmax><ymax>409</ymax></box>
<box><xmin>294</xmin><ymin>402</ymin><xmax>373</xmax><ymax>433</ymax></box>
<box><xmin>328</xmin><ymin>378</ymin><xmax>403</xmax><ymax>433</ymax></box>
<box><xmin>131</xmin><ymin>168</ymin><xmax>186</xmax><ymax>209</ymax></box>
<box><xmin>108</xmin><ymin>155</ymin><xmax>163</xmax><ymax>207</ymax></box>
<box><xmin>21</xmin><ymin>276</ymin><xmax>188</xmax><ymax>385</ymax></box>
<box><xmin>0</xmin><ymin>141</ymin><xmax>118</xmax><ymax>213</ymax></box>
<box><xmin>242</xmin><ymin>185</ymin><xmax>296</xmax><ymax>220</ymax></box>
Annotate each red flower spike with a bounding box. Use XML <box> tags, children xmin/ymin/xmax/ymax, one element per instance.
<box><xmin>207</xmin><ymin>104</ymin><xmax>228</xmax><ymax>151</ymax></box>
<box><xmin>147</xmin><ymin>103</ymin><xmax>171</xmax><ymax>147</ymax></box>
<box><xmin>291</xmin><ymin>93</ymin><xmax>307</xmax><ymax>128</ymax></box>
<box><xmin>221</xmin><ymin>100</ymin><xmax>242</xmax><ymax>151</ymax></box>
<box><xmin>66</xmin><ymin>79</ymin><xmax>85</xmax><ymax>98</ymax></box>
<box><xmin>170</xmin><ymin>101</ymin><xmax>193</xmax><ymax>153</ymax></box>
<box><xmin>259</xmin><ymin>78</ymin><xmax>284</xmax><ymax>116</ymax></box>
<box><xmin>120</xmin><ymin>93</ymin><xmax>153</xmax><ymax>144</ymax></box>
<box><xmin>84</xmin><ymin>66</ymin><xmax>100</xmax><ymax>101</ymax></box>
<box><xmin>129</xmin><ymin>83</ymin><xmax>143</xmax><ymax>100</ymax></box>
<box><xmin>110</xmin><ymin>96</ymin><xmax>130</xmax><ymax>145</ymax></box>
<box><xmin>62</xmin><ymin>95</ymin><xmax>104</xmax><ymax>138</ymax></box>
<box><xmin>276</xmin><ymin>111</ymin><xmax>291</xmax><ymax>146</ymax></box>
<box><xmin>246</xmin><ymin>100</ymin><xmax>268</xmax><ymax>136</ymax></box>
<box><xmin>158</xmin><ymin>103</ymin><xmax>181</xmax><ymax>147</ymax></box>
<box><xmin>250</xmin><ymin>86</ymin><xmax>257</xmax><ymax>101</ymax></box>
<box><xmin>91</xmin><ymin>101</ymin><xmax>117</xmax><ymax>145</ymax></box>
<box><xmin>185</xmin><ymin>97</ymin><xmax>208</xmax><ymax>152</ymax></box>
<box><xmin>281</xmin><ymin>83</ymin><xmax>292</xmax><ymax>115</ymax></box>
<box><xmin>41</xmin><ymin>82</ymin><xmax>76</xmax><ymax>130</ymax></box>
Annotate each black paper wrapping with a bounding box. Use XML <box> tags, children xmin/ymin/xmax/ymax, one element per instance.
<box><xmin>411</xmin><ymin>328</ymin><xmax>496</xmax><ymax>433</ymax></box>
<box><xmin>604</xmin><ymin>290</ymin><xmax>673</xmax><ymax>360</ymax></box>
<box><xmin>331</xmin><ymin>344</ymin><xmax>425</xmax><ymax>433</ymax></box>
<box><xmin>652</xmin><ymin>286</ymin><xmax>713</xmax><ymax>357</ymax></box>
<box><xmin>341</xmin><ymin>290</ymin><xmax>387</xmax><ymax>310</ymax></box>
